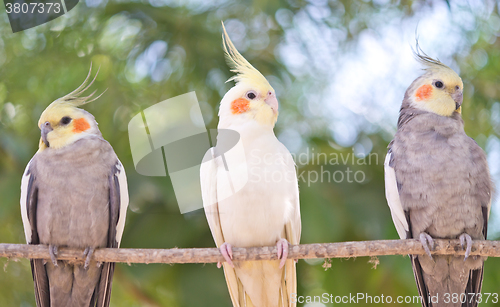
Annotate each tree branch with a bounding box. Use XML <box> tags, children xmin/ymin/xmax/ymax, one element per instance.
<box><xmin>1</xmin><ymin>240</ymin><xmax>499</xmax><ymax>265</ymax></box>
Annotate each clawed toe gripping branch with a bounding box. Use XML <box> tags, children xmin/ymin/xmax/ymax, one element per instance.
<box><xmin>0</xmin><ymin>239</ymin><xmax>499</xmax><ymax>265</ymax></box>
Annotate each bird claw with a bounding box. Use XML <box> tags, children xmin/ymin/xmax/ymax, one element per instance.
<box><xmin>419</xmin><ymin>233</ymin><xmax>435</xmax><ymax>260</ymax></box>
<box><xmin>83</xmin><ymin>247</ymin><xmax>95</xmax><ymax>269</ymax></box>
<box><xmin>459</xmin><ymin>233</ymin><xmax>472</xmax><ymax>261</ymax></box>
<box><xmin>276</xmin><ymin>238</ymin><xmax>289</xmax><ymax>269</ymax></box>
<box><xmin>49</xmin><ymin>245</ymin><xmax>58</xmax><ymax>266</ymax></box>
<box><xmin>219</xmin><ymin>243</ymin><xmax>234</xmax><ymax>268</ymax></box>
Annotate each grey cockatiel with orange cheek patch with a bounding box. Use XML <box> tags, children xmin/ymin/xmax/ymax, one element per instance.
<box><xmin>384</xmin><ymin>48</ymin><xmax>493</xmax><ymax>307</ymax></box>
<box><xmin>20</xmin><ymin>69</ymin><xmax>129</xmax><ymax>307</ymax></box>
<box><xmin>200</xmin><ymin>23</ymin><xmax>301</xmax><ymax>307</ymax></box>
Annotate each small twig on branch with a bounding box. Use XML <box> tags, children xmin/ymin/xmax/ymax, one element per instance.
<box><xmin>0</xmin><ymin>240</ymin><xmax>499</xmax><ymax>265</ymax></box>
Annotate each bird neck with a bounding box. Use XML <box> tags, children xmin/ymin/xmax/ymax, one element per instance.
<box><xmin>218</xmin><ymin>117</ymin><xmax>275</xmax><ymax>138</ymax></box>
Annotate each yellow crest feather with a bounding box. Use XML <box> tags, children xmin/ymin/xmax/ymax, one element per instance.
<box><xmin>38</xmin><ymin>64</ymin><xmax>105</xmax><ymax>129</ymax></box>
<box><xmin>46</xmin><ymin>64</ymin><xmax>105</xmax><ymax>110</ymax></box>
<box><xmin>221</xmin><ymin>21</ymin><xmax>272</xmax><ymax>88</ymax></box>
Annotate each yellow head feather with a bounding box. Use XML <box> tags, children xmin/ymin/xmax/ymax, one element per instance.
<box><xmin>37</xmin><ymin>66</ymin><xmax>103</xmax><ymax>150</ymax></box>
<box><xmin>221</xmin><ymin>22</ymin><xmax>272</xmax><ymax>90</ymax></box>
<box><xmin>218</xmin><ymin>22</ymin><xmax>278</xmax><ymax>128</ymax></box>
<box><xmin>409</xmin><ymin>42</ymin><xmax>463</xmax><ymax>116</ymax></box>
<box><xmin>39</xmin><ymin>65</ymin><xmax>104</xmax><ymax>126</ymax></box>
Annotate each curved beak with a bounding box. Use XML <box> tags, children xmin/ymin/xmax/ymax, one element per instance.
<box><xmin>452</xmin><ymin>90</ymin><xmax>463</xmax><ymax>110</ymax></box>
<box><xmin>41</xmin><ymin>121</ymin><xmax>53</xmax><ymax>147</ymax></box>
<box><xmin>265</xmin><ymin>92</ymin><xmax>279</xmax><ymax>113</ymax></box>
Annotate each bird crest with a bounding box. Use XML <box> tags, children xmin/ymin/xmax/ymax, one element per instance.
<box><xmin>44</xmin><ymin>64</ymin><xmax>104</xmax><ymax>113</ymax></box>
<box><xmin>38</xmin><ymin>64</ymin><xmax>104</xmax><ymax>133</ymax></box>
<box><xmin>222</xmin><ymin>22</ymin><xmax>272</xmax><ymax>89</ymax></box>
<box><xmin>413</xmin><ymin>40</ymin><xmax>453</xmax><ymax>73</ymax></box>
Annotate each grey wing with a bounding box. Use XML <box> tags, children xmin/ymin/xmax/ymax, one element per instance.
<box><xmin>385</xmin><ymin>151</ymin><xmax>430</xmax><ymax>305</ymax></box>
<box><xmin>463</xmin><ymin>141</ymin><xmax>492</xmax><ymax>305</ymax></box>
<box><xmin>463</xmin><ymin>205</ymin><xmax>489</xmax><ymax>306</ymax></box>
<box><xmin>94</xmin><ymin>160</ymin><xmax>129</xmax><ymax>307</ymax></box>
<box><xmin>410</xmin><ymin>255</ymin><xmax>430</xmax><ymax>307</ymax></box>
<box><xmin>21</xmin><ymin>158</ymin><xmax>50</xmax><ymax>307</ymax></box>
<box><xmin>465</xmin><ymin>268</ymin><xmax>483</xmax><ymax>307</ymax></box>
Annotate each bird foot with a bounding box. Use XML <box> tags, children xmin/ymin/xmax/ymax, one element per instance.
<box><xmin>276</xmin><ymin>238</ymin><xmax>289</xmax><ymax>269</ymax></box>
<box><xmin>49</xmin><ymin>245</ymin><xmax>58</xmax><ymax>266</ymax></box>
<box><xmin>459</xmin><ymin>233</ymin><xmax>472</xmax><ymax>261</ymax></box>
<box><xmin>419</xmin><ymin>233</ymin><xmax>435</xmax><ymax>260</ymax></box>
<box><xmin>83</xmin><ymin>247</ymin><xmax>95</xmax><ymax>269</ymax></box>
<box><xmin>218</xmin><ymin>243</ymin><xmax>234</xmax><ymax>268</ymax></box>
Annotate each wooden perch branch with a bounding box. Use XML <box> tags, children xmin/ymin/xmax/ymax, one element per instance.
<box><xmin>1</xmin><ymin>240</ymin><xmax>499</xmax><ymax>265</ymax></box>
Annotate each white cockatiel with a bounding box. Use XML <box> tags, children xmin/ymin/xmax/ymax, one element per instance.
<box><xmin>200</xmin><ymin>23</ymin><xmax>301</xmax><ymax>307</ymax></box>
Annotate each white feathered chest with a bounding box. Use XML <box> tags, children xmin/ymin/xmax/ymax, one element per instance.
<box><xmin>216</xmin><ymin>125</ymin><xmax>298</xmax><ymax>248</ymax></box>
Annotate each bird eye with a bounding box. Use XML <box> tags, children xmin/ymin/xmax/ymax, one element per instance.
<box><xmin>60</xmin><ymin>116</ymin><xmax>72</xmax><ymax>125</ymax></box>
<box><xmin>246</xmin><ymin>91</ymin><xmax>257</xmax><ymax>100</ymax></box>
<box><xmin>434</xmin><ymin>81</ymin><xmax>444</xmax><ymax>88</ymax></box>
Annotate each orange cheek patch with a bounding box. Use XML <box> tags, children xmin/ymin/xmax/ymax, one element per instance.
<box><xmin>416</xmin><ymin>84</ymin><xmax>433</xmax><ymax>101</ymax></box>
<box><xmin>73</xmin><ymin>118</ymin><xmax>90</xmax><ymax>133</ymax></box>
<box><xmin>231</xmin><ymin>98</ymin><xmax>250</xmax><ymax>114</ymax></box>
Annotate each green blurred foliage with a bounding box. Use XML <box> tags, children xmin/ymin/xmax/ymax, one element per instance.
<box><xmin>0</xmin><ymin>0</ymin><xmax>500</xmax><ymax>306</ymax></box>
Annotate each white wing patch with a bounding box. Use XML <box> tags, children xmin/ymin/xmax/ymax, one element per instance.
<box><xmin>115</xmin><ymin>161</ymin><xmax>129</xmax><ymax>246</ymax></box>
<box><xmin>20</xmin><ymin>160</ymin><xmax>33</xmax><ymax>243</ymax></box>
<box><xmin>384</xmin><ymin>152</ymin><xmax>409</xmax><ymax>239</ymax></box>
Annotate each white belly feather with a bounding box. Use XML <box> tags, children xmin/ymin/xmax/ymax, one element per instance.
<box><xmin>217</xmin><ymin>133</ymin><xmax>297</xmax><ymax>248</ymax></box>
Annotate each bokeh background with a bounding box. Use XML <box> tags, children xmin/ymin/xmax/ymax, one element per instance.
<box><xmin>1</xmin><ymin>0</ymin><xmax>500</xmax><ymax>306</ymax></box>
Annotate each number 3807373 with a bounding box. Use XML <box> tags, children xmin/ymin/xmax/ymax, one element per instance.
<box><xmin>5</xmin><ymin>2</ymin><xmax>61</xmax><ymax>14</ymax></box>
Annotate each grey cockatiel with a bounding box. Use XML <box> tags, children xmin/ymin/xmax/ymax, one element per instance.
<box><xmin>385</xmin><ymin>48</ymin><xmax>493</xmax><ymax>307</ymax></box>
<box><xmin>20</xmin><ymin>69</ymin><xmax>129</xmax><ymax>307</ymax></box>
